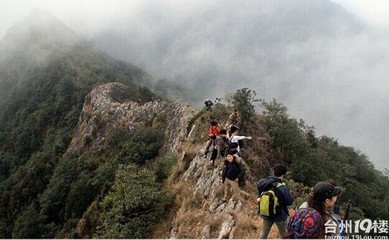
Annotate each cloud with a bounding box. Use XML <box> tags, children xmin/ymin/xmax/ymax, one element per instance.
<box><xmin>0</xmin><ymin>0</ymin><xmax>388</xmax><ymax>170</ymax></box>
<box><xmin>330</xmin><ymin>0</ymin><xmax>389</xmax><ymax>28</ymax></box>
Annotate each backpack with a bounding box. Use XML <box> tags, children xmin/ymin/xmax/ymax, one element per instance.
<box><xmin>285</xmin><ymin>207</ymin><xmax>323</xmax><ymax>239</ymax></box>
<box><xmin>227</xmin><ymin>141</ymin><xmax>239</xmax><ymax>151</ymax></box>
<box><xmin>258</xmin><ymin>182</ymin><xmax>285</xmax><ymax>217</ymax></box>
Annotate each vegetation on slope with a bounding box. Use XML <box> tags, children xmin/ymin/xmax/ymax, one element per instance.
<box><xmin>0</xmin><ymin>44</ymin><xmax>169</xmax><ymax>238</ymax></box>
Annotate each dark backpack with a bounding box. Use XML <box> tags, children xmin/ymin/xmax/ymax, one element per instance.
<box><xmin>285</xmin><ymin>207</ymin><xmax>323</xmax><ymax>238</ymax></box>
<box><xmin>227</xmin><ymin>141</ymin><xmax>239</xmax><ymax>151</ymax></box>
<box><xmin>258</xmin><ymin>182</ymin><xmax>285</xmax><ymax>217</ymax></box>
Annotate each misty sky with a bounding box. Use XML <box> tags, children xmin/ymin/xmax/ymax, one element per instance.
<box><xmin>0</xmin><ymin>0</ymin><xmax>388</xmax><ymax>171</ymax></box>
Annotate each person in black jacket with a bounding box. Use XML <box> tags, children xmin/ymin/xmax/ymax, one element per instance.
<box><xmin>221</xmin><ymin>150</ymin><xmax>247</xmax><ymax>201</ymax></box>
<box><xmin>257</xmin><ymin>165</ymin><xmax>294</xmax><ymax>239</ymax></box>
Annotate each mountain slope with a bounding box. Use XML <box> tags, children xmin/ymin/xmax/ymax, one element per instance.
<box><xmin>0</xmin><ymin>8</ymin><xmax>388</xmax><ymax>239</ymax></box>
<box><xmin>0</xmin><ymin>11</ymin><xmax>158</xmax><ymax>237</ymax></box>
<box><xmin>0</xmin><ymin>10</ymin><xmax>82</xmax><ymax>102</ymax></box>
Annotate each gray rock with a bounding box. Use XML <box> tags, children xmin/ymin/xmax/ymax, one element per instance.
<box><xmin>65</xmin><ymin>82</ymin><xmax>196</xmax><ymax>157</ymax></box>
<box><xmin>218</xmin><ymin>215</ymin><xmax>235</xmax><ymax>239</ymax></box>
<box><xmin>202</xmin><ymin>225</ymin><xmax>211</xmax><ymax>239</ymax></box>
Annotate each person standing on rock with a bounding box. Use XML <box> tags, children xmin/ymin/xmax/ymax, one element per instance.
<box><xmin>204</xmin><ymin>98</ymin><xmax>213</xmax><ymax>111</ymax></box>
<box><xmin>203</xmin><ymin>120</ymin><xmax>221</xmax><ymax>158</ymax></box>
<box><xmin>257</xmin><ymin>165</ymin><xmax>294</xmax><ymax>239</ymax></box>
<box><xmin>221</xmin><ymin>150</ymin><xmax>248</xmax><ymax>201</ymax></box>
<box><xmin>228</xmin><ymin>108</ymin><xmax>240</xmax><ymax>127</ymax></box>
<box><xmin>209</xmin><ymin>129</ymin><xmax>229</xmax><ymax>165</ymax></box>
<box><xmin>227</xmin><ymin>127</ymin><xmax>253</xmax><ymax>154</ymax></box>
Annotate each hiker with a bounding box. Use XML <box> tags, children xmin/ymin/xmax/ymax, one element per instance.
<box><xmin>285</xmin><ymin>181</ymin><xmax>343</xmax><ymax>238</ymax></box>
<box><xmin>215</xmin><ymin>97</ymin><xmax>222</xmax><ymax>103</ymax></box>
<box><xmin>209</xmin><ymin>129</ymin><xmax>228</xmax><ymax>165</ymax></box>
<box><xmin>204</xmin><ymin>99</ymin><xmax>213</xmax><ymax>110</ymax></box>
<box><xmin>228</xmin><ymin>127</ymin><xmax>253</xmax><ymax>154</ymax></box>
<box><xmin>257</xmin><ymin>165</ymin><xmax>294</xmax><ymax>239</ymax></box>
<box><xmin>228</xmin><ymin>109</ymin><xmax>240</xmax><ymax>127</ymax></box>
<box><xmin>221</xmin><ymin>149</ymin><xmax>248</xmax><ymax>201</ymax></box>
<box><xmin>203</xmin><ymin>120</ymin><xmax>221</xmax><ymax>158</ymax></box>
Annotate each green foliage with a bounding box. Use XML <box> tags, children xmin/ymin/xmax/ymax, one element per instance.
<box><xmin>260</xmin><ymin>99</ymin><xmax>308</xmax><ymax>163</ymax></box>
<box><xmin>153</xmin><ymin>155</ymin><xmax>178</xmax><ymax>182</ymax></box>
<box><xmin>211</xmin><ymin>103</ymin><xmax>230</xmax><ymax>121</ymax></box>
<box><xmin>187</xmin><ymin>109</ymin><xmax>206</xmax><ymax>135</ymax></box>
<box><xmin>106</xmin><ymin>127</ymin><xmax>164</xmax><ymax>165</ymax></box>
<box><xmin>260</xmin><ymin>99</ymin><xmax>389</xmax><ymax>220</ymax></box>
<box><xmin>12</xmin><ymin>203</ymin><xmax>47</xmax><ymax>238</ymax></box>
<box><xmin>0</xmin><ymin>44</ymin><xmax>161</xmax><ymax>237</ymax></box>
<box><xmin>96</xmin><ymin>165</ymin><xmax>171</xmax><ymax>238</ymax></box>
<box><xmin>232</xmin><ymin>88</ymin><xmax>258</xmax><ymax>130</ymax></box>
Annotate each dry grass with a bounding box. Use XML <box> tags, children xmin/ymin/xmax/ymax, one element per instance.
<box><xmin>149</xmin><ymin>109</ymin><xmax>290</xmax><ymax>239</ymax></box>
<box><xmin>233</xmin><ymin>212</ymin><xmax>261</xmax><ymax>238</ymax></box>
<box><xmin>148</xmin><ymin>206</ymin><xmax>177</xmax><ymax>238</ymax></box>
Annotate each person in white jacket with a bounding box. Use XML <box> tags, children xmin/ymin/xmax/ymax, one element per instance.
<box><xmin>228</xmin><ymin>127</ymin><xmax>266</xmax><ymax>153</ymax></box>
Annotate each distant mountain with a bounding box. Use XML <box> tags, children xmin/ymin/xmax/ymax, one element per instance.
<box><xmin>0</xmin><ymin>8</ymin><xmax>388</xmax><ymax>239</ymax></box>
<box><xmin>0</xmin><ymin>11</ymin><xmax>157</xmax><ymax>237</ymax></box>
<box><xmin>0</xmin><ymin>10</ymin><xmax>83</xmax><ymax>102</ymax></box>
<box><xmin>90</xmin><ymin>0</ymin><xmax>389</xmax><ymax>171</ymax></box>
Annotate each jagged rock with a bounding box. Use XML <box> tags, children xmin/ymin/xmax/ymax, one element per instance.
<box><xmin>218</xmin><ymin>214</ymin><xmax>235</xmax><ymax>239</ymax></box>
<box><xmin>65</xmin><ymin>82</ymin><xmax>197</xmax><ymax>157</ymax></box>
<box><xmin>235</xmin><ymin>201</ymin><xmax>243</xmax><ymax>211</ymax></box>
<box><xmin>209</xmin><ymin>198</ymin><xmax>221</xmax><ymax>212</ymax></box>
<box><xmin>170</xmin><ymin>227</ymin><xmax>178</xmax><ymax>239</ymax></box>
<box><xmin>178</xmin><ymin>146</ymin><xmax>253</xmax><ymax>239</ymax></box>
<box><xmin>202</xmin><ymin>225</ymin><xmax>211</xmax><ymax>239</ymax></box>
<box><xmin>182</xmin><ymin>154</ymin><xmax>224</xmax><ymax>202</ymax></box>
<box><xmin>228</xmin><ymin>227</ymin><xmax>236</xmax><ymax>239</ymax></box>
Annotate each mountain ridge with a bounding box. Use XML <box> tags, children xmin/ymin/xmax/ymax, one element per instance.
<box><xmin>0</xmin><ymin>9</ymin><xmax>387</xmax><ymax>238</ymax></box>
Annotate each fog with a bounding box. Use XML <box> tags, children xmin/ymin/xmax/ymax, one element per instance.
<box><xmin>0</xmin><ymin>0</ymin><xmax>388</xmax><ymax>170</ymax></box>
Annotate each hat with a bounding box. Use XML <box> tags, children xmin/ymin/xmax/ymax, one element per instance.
<box><xmin>313</xmin><ymin>182</ymin><xmax>343</xmax><ymax>202</ymax></box>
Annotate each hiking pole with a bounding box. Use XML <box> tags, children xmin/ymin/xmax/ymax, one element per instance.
<box><xmin>343</xmin><ymin>200</ymin><xmax>352</xmax><ymax>220</ymax></box>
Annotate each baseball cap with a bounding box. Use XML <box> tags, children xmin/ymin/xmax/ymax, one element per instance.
<box><xmin>313</xmin><ymin>182</ymin><xmax>343</xmax><ymax>202</ymax></box>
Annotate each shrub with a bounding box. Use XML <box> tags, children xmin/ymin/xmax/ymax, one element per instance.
<box><xmin>96</xmin><ymin>165</ymin><xmax>171</xmax><ymax>238</ymax></box>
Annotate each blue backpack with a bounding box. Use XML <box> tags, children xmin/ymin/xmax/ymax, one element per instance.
<box><xmin>285</xmin><ymin>207</ymin><xmax>323</xmax><ymax>238</ymax></box>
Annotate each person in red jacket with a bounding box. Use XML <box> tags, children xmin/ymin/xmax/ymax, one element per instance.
<box><xmin>203</xmin><ymin>120</ymin><xmax>221</xmax><ymax>158</ymax></box>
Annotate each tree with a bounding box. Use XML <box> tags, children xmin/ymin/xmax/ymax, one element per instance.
<box><xmin>12</xmin><ymin>203</ymin><xmax>47</xmax><ymax>238</ymax></box>
<box><xmin>232</xmin><ymin>88</ymin><xmax>258</xmax><ymax>130</ymax></box>
<box><xmin>96</xmin><ymin>165</ymin><xmax>171</xmax><ymax>238</ymax></box>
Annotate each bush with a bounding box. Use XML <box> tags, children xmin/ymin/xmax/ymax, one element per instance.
<box><xmin>232</xmin><ymin>88</ymin><xmax>258</xmax><ymax>130</ymax></box>
<box><xmin>96</xmin><ymin>165</ymin><xmax>171</xmax><ymax>238</ymax></box>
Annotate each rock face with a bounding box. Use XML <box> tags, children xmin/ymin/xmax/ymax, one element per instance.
<box><xmin>66</xmin><ymin>81</ymin><xmax>261</xmax><ymax>239</ymax></box>
<box><xmin>175</xmin><ymin>154</ymin><xmax>246</xmax><ymax>239</ymax></box>
<box><xmin>66</xmin><ymin>82</ymin><xmax>196</xmax><ymax>157</ymax></box>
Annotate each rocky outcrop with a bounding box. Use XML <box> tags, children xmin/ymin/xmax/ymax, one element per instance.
<box><xmin>66</xmin><ymin>82</ymin><xmax>261</xmax><ymax>239</ymax></box>
<box><xmin>173</xmin><ymin>154</ymin><xmax>246</xmax><ymax>239</ymax></box>
<box><xmin>66</xmin><ymin>82</ymin><xmax>196</xmax><ymax>157</ymax></box>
